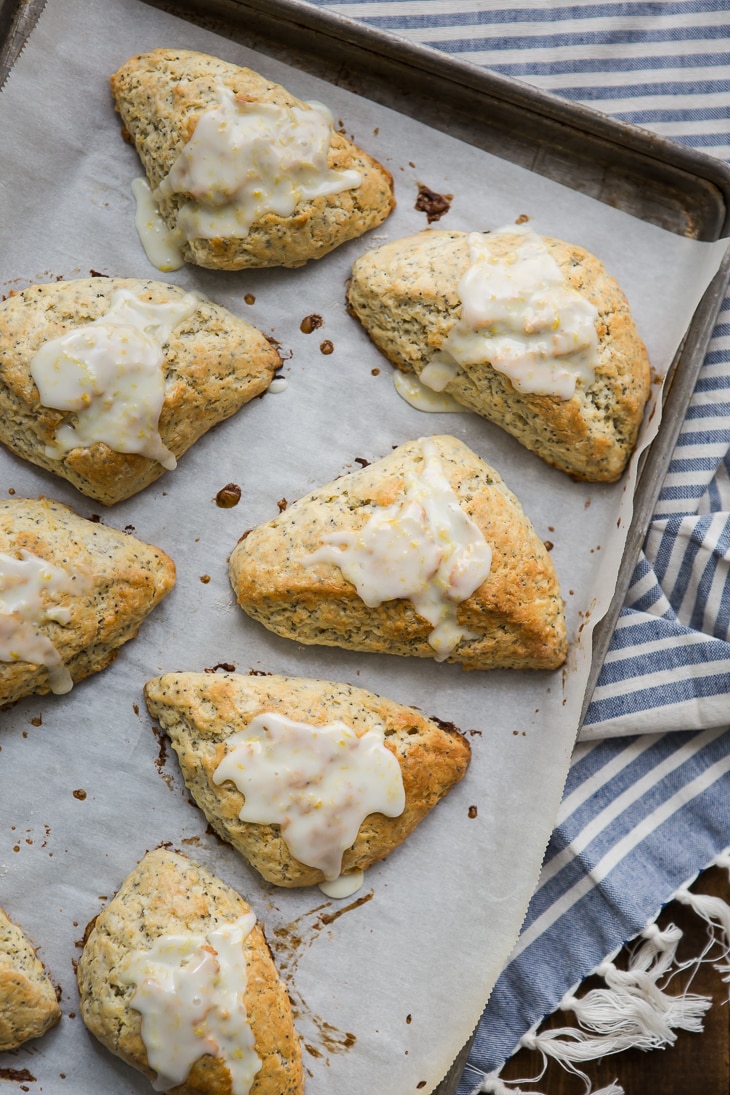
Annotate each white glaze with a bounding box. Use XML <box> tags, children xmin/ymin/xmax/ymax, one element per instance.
<box><xmin>119</xmin><ymin>914</ymin><xmax>261</xmax><ymax>1094</ymax></box>
<box><xmin>441</xmin><ymin>229</ymin><xmax>599</xmax><ymax>399</ymax></box>
<box><xmin>132</xmin><ymin>177</ymin><xmax>185</xmax><ymax>271</ymax></box>
<box><xmin>30</xmin><ymin>287</ymin><xmax>200</xmax><ymax>467</ymax></box>
<box><xmin>318</xmin><ymin>870</ymin><xmax>365</xmax><ymax>899</ymax></box>
<box><xmin>305</xmin><ymin>439</ymin><xmax>492</xmax><ymax>659</ymax></box>
<box><xmin>393</xmin><ymin>368</ymin><xmax>463</xmax><ymax>413</ymax></box>
<box><xmin>213</xmin><ymin>712</ymin><xmax>405</xmax><ymax>882</ymax></box>
<box><xmin>0</xmin><ymin>550</ymin><xmax>86</xmax><ymax>694</ymax></box>
<box><xmin>419</xmin><ymin>355</ymin><xmax>461</xmax><ymax>393</ymax></box>
<box><xmin>155</xmin><ymin>87</ymin><xmax>362</xmax><ymax>243</ymax></box>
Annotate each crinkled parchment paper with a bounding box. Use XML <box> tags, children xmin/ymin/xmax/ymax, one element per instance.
<box><xmin>0</xmin><ymin>1</ymin><xmax>728</xmax><ymax>1092</ymax></box>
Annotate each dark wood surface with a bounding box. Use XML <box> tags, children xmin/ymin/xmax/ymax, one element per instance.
<box><xmin>489</xmin><ymin>865</ymin><xmax>730</xmax><ymax>1094</ymax></box>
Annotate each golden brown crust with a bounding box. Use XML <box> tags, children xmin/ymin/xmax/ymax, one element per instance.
<box><xmin>0</xmin><ymin>906</ymin><xmax>61</xmax><ymax>1052</ymax></box>
<box><xmin>143</xmin><ymin>672</ymin><xmax>471</xmax><ymax>887</ymax></box>
<box><xmin>228</xmin><ymin>435</ymin><xmax>567</xmax><ymax>670</ymax></box>
<box><xmin>76</xmin><ymin>848</ymin><xmax>303</xmax><ymax>1095</ymax></box>
<box><xmin>0</xmin><ymin>497</ymin><xmax>175</xmax><ymax>705</ymax></box>
<box><xmin>0</xmin><ymin>278</ymin><xmax>279</xmax><ymax>504</ymax></box>
<box><xmin>110</xmin><ymin>48</ymin><xmax>395</xmax><ymax>270</ymax></box>
<box><xmin>347</xmin><ymin>230</ymin><xmax>652</xmax><ymax>482</ymax></box>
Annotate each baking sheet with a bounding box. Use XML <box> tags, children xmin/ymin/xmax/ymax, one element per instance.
<box><xmin>0</xmin><ymin>1</ymin><xmax>728</xmax><ymax>1093</ymax></box>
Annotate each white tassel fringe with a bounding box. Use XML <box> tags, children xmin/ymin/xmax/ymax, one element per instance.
<box><xmin>474</xmin><ymin>847</ymin><xmax>730</xmax><ymax>1095</ymax></box>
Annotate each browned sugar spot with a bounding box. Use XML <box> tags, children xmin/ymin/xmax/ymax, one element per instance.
<box><xmin>0</xmin><ymin>1069</ymin><xmax>36</xmax><ymax>1083</ymax></box>
<box><xmin>216</xmin><ymin>483</ymin><xmax>242</xmax><ymax>508</ymax></box>
<box><xmin>300</xmin><ymin>313</ymin><xmax>324</xmax><ymax>334</ymax></box>
<box><xmin>415</xmin><ymin>183</ymin><xmax>453</xmax><ymax>223</ymax></box>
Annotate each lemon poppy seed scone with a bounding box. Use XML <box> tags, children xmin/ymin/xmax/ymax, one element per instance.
<box><xmin>110</xmin><ymin>48</ymin><xmax>395</xmax><ymax>271</ymax></box>
<box><xmin>347</xmin><ymin>228</ymin><xmax>652</xmax><ymax>482</ymax></box>
<box><xmin>0</xmin><ymin>906</ymin><xmax>61</xmax><ymax>1052</ymax></box>
<box><xmin>229</xmin><ymin>435</ymin><xmax>567</xmax><ymax>670</ymax></box>
<box><xmin>77</xmin><ymin>848</ymin><xmax>302</xmax><ymax>1095</ymax></box>
<box><xmin>0</xmin><ymin>278</ymin><xmax>279</xmax><ymax>504</ymax></box>
<box><xmin>144</xmin><ymin>672</ymin><xmax>471</xmax><ymax>889</ymax></box>
<box><xmin>0</xmin><ymin>497</ymin><xmax>175</xmax><ymax>706</ymax></box>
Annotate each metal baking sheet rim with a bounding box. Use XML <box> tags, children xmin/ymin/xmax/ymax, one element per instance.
<box><xmin>1</xmin><ymin>4</ymin><xmax>730</xmax><ymax>1093</ymax></box>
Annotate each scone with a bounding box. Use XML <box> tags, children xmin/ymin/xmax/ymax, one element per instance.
<box><xmin>0</xmin><ymin>497</ymin><xmax>175</xmax><ymax>705</ymax></box>
<box><xmin>144</xmin><ymin>672</ymin><xmax>471</xmax><ymax>889</ymax></box>
<box><xmin>0</xmin><ymin>277</ymin><xmax>279</xmax><ymax>504</ymax></box>
<box><xmin>110</xmin><ymin>48</ymin><xmax>395</xmax><ymax>270</ymax></box>
<box><xmin>0</xmin><ymin>906</ymin><xmax>61</xmax><ymax>1052</ymax></box>
<box><xmin>77</xmin><ymin>848</ymin><xmax>302</xmax><ymax>1095</ymax></box>
<box><xmin>347</xmin><ymin>227</ymin><xmax>652</xmax><ymax>482</ymax></box>
<box><xmin>229</xmin><ymin>435</ymin><xmax>566</xmax><ymax>670</ymax></box>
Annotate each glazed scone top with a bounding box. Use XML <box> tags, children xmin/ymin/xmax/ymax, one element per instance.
<box><xmin>0</xmin><ymin>497</ymin><xmax>175</xmax><ymax>706</ymax></box>
<box><xmin>212</xmin><ymin>709</ymin><xmax>406</xmax><ymax>883</ymax></box>
<box><xmin>347</xmin><ymin>229</ymin><xmax>652</xmax><ymax>482</ymax></box>
<box><xmin>143</xmin><ymin>672</ymin><xmax>471</xmax><ymax>889</ymax></box>
<box><xmin>110</xmin><ymin>49</ymin><xmax>395</xmax><ymax>270</ymax></box>
<box><xmin>0</xmin><ymin>277</ymin><xmax>279</xmax><ymax>503</ymax></box>
<box><xmin>437</xmin><ymin>228</ymin><xmax>600</xmax><ymax>399</ymax></box>
<box><xmin>0</xmin><ymin>547</ymin><xmax>89</xmax><ymax>695</ymax></box>
<box><xmin>117</xmin><ymin>911</ymin><xmax>261</xmax><ymax>1093</ymax></box>
<box><xmin>156</xmin><ymin>87</ymin><xmax>363</xmax><ymax>245</ymax></box>
<box><xmin>303</xmin><ymin>436</ymin><xmax>494</xmax><ymax>660</ymax></box>
<box><xmin>29</xmin><ymin>285</ymin><xmax>201</xmax><ymax>470</ymax></box>
<box><xmin>229</xmin><ymin>435</ymin><xmax>567</xmax><ymax>670</ymax></box>
<box><xmin>76</xmin><ymin>848</ymin><xmax>303</xmax><ymax>1095</ymax></box>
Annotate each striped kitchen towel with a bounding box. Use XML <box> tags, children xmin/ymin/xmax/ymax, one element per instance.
<box><xmin>305</xmin><ymin>0</ymin><xmax>730</xmax><ymax>1086</ymax></box>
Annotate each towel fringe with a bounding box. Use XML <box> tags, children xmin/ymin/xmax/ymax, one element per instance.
<box><xmin>473</xmin><ymin>847</ymin><xmax>730</xmax><ymax>1095</ymax></box>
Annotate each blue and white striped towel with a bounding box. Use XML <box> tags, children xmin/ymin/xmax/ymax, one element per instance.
<box><xmin>306</xmin><ymin>0</ymin><xmax>730</xmax><ymax>1085</ymax></box>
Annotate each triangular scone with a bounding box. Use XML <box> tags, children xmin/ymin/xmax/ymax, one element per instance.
<box><xmin>144</xmin><ymin>672</ymin><xmax>471</xmax><ymax>888</ymax></box>
<box><xmin>0</xmin><ymin>497</ymin><xmax>175</xmax><ymax>706</ymax></box>
<box><xmin>347</xmin><ymin>228</ymin><xmax>651</xmax><ymax>482</ymax></box>
<box><xmin>0</xmin><ymin>278</ymin><xmax>279</xmax><ymax>504</ymax></box>
<box><xmin>77</xmin><ymin>848</ymin><xmax>302</xmax><ymax>1095</ymax></box>
<box><xmin>0</xmin><ymin>906</ymin><xmax>61</xmax><ymax>1052</ymax></box>
<box><xmin>229</xmin><ymin>435</ymin><xmax>567</xmax><ymax>669</ymax></box>
<box><xmin>110</xmin><ymin>49</ymin><xmax>395</xmax><ymax>271</ymax></box>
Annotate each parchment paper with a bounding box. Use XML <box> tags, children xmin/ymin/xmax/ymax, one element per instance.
<box><xmin>0</xmin><ymin>1</ymin><xmax>728</xmax><ymax>1093</ymax></box>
